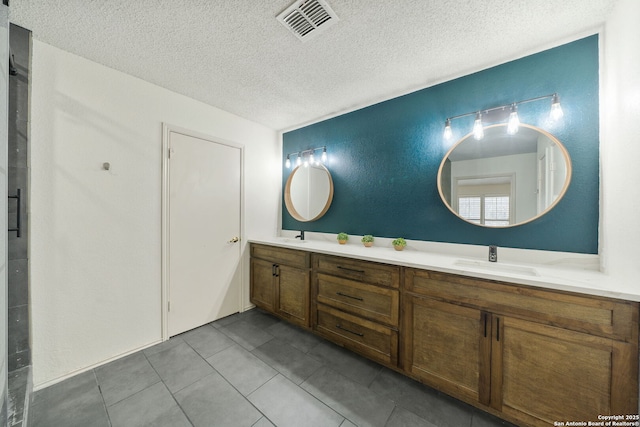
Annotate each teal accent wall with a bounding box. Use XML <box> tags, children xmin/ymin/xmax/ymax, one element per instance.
<box><xmin>282</xmin><ymin>35</ymin><xmax>599</xmax><ymax>254</ymax></box>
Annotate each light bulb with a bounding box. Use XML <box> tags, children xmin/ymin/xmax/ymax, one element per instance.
<box><xmin>550</xmin><ymin>94</ymin><xmax>563</xmax><ymax>121</ymax></box>
<box><xmin>296</xmin><ymin>155</ymin><xmax>301</xmax><ymax>166</ymax></box>
<box><xmin>309</xmin><ymin>152</ymin><xmax>315</xmax><ymax>165</ymax></box>
<box><xmin>507</xmin><ymin>105</ymin><xmax>519</xmax><ymax>135</ymax></box>
<box><xmin>443</xmin><ymin>119</ymin><xmax>452</xmax><ymax>140</ymax></box>
<box><xmin>321</xmin><ymin>147</ymin><xmax>327</xmax><ymax>163</ymax></box>
<box><xmin>285</xmin><ymin>155</ymin><xmax>291</xmax><ymax>168</ymax></box>
<box><xmin>473</xmin><ymin>112</ymin><xmax>484</xmax><ymax>140</ymax></box>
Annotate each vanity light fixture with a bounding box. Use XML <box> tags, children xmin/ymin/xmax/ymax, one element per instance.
<box><xmin>443</xmin><ymin>93</ymin><xmax>563</xmax><ymax>140</ymax></box>
<box><xmin>550</xmin><ymin>93</ymin><xmax>564</xmax><ymax>121</ymax></box>
<box><xmin>507</xmin><ymin>104</ymin><xmax>520</xmax><ymax>135</ymax></box>
<box><xmin>443</xmin><ymin>118</ymin><xmax>452</xmax><ymax>140</ymax></box>
<box><xmin>473</xmin><ymin>112</ymin><xmax>484</xmax><ymax>140</ymax></box>
<box><xmin>284</xmin><ymin>146</ymin><xmax>328</xmax><ymax>169</ymax></box>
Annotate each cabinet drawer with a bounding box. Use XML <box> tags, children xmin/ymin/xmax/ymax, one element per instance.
<box><xmin>313</xmin><ymin>254</ymin><xmax>400</xmax><ymax>288</ymax></box>
<box><xmin>316</xmin><ymin>273</ymin><xmax>399</xmax><ymax>327</ymax></box>
<box><xmin>251</xmin><ymin>243</ymin><xmax>310</xmax><ymax>269</ymax></box>
<box><xmin>316</xmin><ymin>304</ymin><xmax>398</xmax><ymax>366</ymax></box>
<box><xmin>405</xmin><ymin>268</ymin><xmax>639</xmax><ymax>342</ymax></box>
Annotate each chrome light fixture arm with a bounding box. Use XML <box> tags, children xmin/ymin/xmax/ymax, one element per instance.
<box><xmin>284</xmin><ymin>145</ymin><xmax>328</xmax><ymax>169</ymax></box>
<box><xmin>443</xmin><ymin>93</ymin><xmax>563</xmax><ymax>140</ymax></box>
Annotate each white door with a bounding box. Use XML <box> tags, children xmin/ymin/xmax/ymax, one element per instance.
<box><xmin>168</xmin><ymin>129</ymin><xmax>242</xmax><ymax>337</ymax></box>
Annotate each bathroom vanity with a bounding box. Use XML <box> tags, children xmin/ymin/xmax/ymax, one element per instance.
<box><xmin>249</xmin><ymin>240</ymin><xmax>639</xmax><ymax>427</ymax></box>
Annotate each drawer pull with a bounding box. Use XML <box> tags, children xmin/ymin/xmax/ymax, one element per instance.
<box><xmin>337</xmin><ymin>266</ymin><xmax>365</xmax><ymax>274</ymax></box>
<box><xmin>483</xmin><ymin>312</ymin><xmax>487</xmax><ymax>338</ymax></box>
<box><xmin>335</xmin><ymin>324</ymin><xmax>364</xmax><ymax>337</ymax></box>
<box><xmin>8</xmin><ymin>189</ymin><xmax>21</xmax><ymax>238</ymax></box>
<box><xmin>336</xmin><ymin>292</ymin><xmax>364</xmax><ymax>301</ymax></box>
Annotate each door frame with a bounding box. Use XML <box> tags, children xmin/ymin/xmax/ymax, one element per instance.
<box><xmin>161</xmin><ymin>123</ymin><xmax>245</xmax><ymax>340</ymax></box>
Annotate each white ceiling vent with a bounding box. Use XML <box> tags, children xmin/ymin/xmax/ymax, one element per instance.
<box><xmin>277</xmin><ymin>0</ymin><xmax>339</xmax><ymax>42</ymax></box>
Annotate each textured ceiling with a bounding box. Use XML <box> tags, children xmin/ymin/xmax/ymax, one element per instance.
<box><xmin>9</xmin><ymin>0</ymin><xmax>616</xmax><ymax>131</ymax></box>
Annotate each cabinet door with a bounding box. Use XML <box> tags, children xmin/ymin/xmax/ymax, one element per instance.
<box><xmin>276</xmin><ymin>264</ymin><xmax>310</xmax><ymax>328</ymax></box>
<box><xmin>250</xmin><ymin>258</ymin><xmax>276</xmax><ymax>312</ymax></box>
<box><xmin>403</xmin><ymin>295</ymin><xmax>491</xmax><ymax>405</ymax></box>
<box><xmin>491</xmin><ymin>316</ymin><xmax>636</xmax><ymax>426</ymax></box>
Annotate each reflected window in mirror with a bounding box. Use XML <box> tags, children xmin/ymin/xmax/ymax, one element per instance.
<box><xmin>459</xmin><ymin>195</ymin><xmax>510</xmax><ymax>226</ymax></box>
<box><xmin>437</xmin><ymin>124</ymin><xmax>571</xmax><ymax>228</ymax></box>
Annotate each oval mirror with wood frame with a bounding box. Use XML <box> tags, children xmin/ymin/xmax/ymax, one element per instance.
<box><xmin>284</xmin><ymin>164</ymin><xmax>334</xmax><ymax>222</ymax></box>
<box><xmin>437</xmin><ymin>123</ymin><xmax>571</xmax><ymax>227</ymax></box>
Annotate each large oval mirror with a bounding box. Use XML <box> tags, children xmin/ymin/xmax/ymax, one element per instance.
<box><xmin>437</xmin><ymin>123</ymin><xmax>571</xmax><ymax>227</ymax></box>
<box><xmin>284</xmin><ymin>164</ymin><xmax>334</xmax><ymax>222</ymax></box>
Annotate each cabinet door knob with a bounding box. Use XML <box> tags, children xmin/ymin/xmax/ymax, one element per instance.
<box><xmin>228</xmin><ymin>236</ymin><xmax>240</xmax><ymax>243</ymax></box>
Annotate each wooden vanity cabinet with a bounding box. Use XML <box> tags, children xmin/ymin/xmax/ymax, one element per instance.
<box><xmin>312</xmin><ymin>254</ymin><xmax>401</xmax><ymax>366</ymax></box>
<box><xmin>403</xmin><ymin>268</ymin><xmax>639</xmax><ymax>427</ymax></box>
<box><xmin>250</xmin><ymin>243</ymin><xmax>639</xmax><ymax>427</ymax></box>
<box><xmin>250</xmin><ymin>244</ymin><xmax>311</xmax><ymax>328</ymax></box>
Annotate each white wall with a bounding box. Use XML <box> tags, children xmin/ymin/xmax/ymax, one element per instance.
<box><xmin>30</xmin><ymin>40</ymin><xmax>280</xmax><ymax>388</ymax></box>
<box><xmin>600</xmin><ymin>0</ymin><xmax>640</xmax><ymax>278</ymax></box>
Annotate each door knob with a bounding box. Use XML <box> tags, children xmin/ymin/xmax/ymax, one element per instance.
<box><xmin>228</xmin><ymin>237</ymin><xmax>240</xmax><ymax>243</ymax></box>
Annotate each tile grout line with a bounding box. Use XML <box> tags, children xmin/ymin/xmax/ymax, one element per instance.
<box><xmin>94</xmin><ymin>354</ymin><xmax>163</xmax><ymax>409</ymax></box>
<box><xmin>217</xmin><ymin>312</ymin><xmax>359</xmax><ymax>425</ymax></box>
<box><xmin>249</xmin><ymin>338</ymin><xmax>323</xmax><ymax>386</ymax></box>
<box><xmin>91</xmin><ymin>369</ymin><xmax>113</xmax><ymax>427</ymax></box>
<box><xmin>216</xmin><ymin>321</ymin><xmax>277</xmax><ymax>352</ymax></box>
<box><xmin>141</xmin><ymin>347</ymin><xmax>196</xmax><ymax>426</ymax></box>
<box><xmin>283</xmin><ymin>371</ymin><xmax>349</xmax><ymax>426</ymax></box>
<box><xmin>181</xmin><ymin>320</ymin><xmax>279</xmax><ymax>425</ymax></box>
<box><xmin>253</xmin><ymin>372</ymin><xmax>348</xmax><ymax>427</ymax></box>
<box><xmin>214</xmin><ymin>312</ymin><xmax>346</xmax><ymax>426</ymax></box>
<box><xmin>279</xmin><ymin>317</ymin><xmax>423</xmax><ymax>426</ymax></box>
<box><xmin>301</xmin><ymin>365</ymin><xmax>397</xmax><ymax>427</ymax></box>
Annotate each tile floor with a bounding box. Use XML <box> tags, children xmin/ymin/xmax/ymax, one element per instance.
<box><xmin>29</xmin><ymin>309</ymin><xmax>516</xmax><ymax>427</ymax></box>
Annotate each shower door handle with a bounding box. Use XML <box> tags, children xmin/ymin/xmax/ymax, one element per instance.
<box><xmin>8</xmin><ymin>188</ymin><xmax>21</xmax><ymax>238</ymax></box>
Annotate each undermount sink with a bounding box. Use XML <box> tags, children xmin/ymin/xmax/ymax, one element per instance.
<box><xmin>454</xmin><ymin>259</ymin><xmax>538</xmax><ymax>276</ymax></box>
<box><xmin>278</xmin><ymin>238</ymin><xmax>309</xmax><ymax>244</ymax></box>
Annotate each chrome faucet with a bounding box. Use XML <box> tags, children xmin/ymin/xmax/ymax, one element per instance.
<box><xmin>488</xmin><ymin>245</ymin><xmax>498</xmax><ymax>262</ymax></box>
<box><xmin>295</xmin><ymin>230</ymin><xmax>305</xmax><ymax>241</ymax></box>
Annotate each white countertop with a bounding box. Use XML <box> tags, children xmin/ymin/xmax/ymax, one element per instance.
<box><xmin>249</xmin><ymin>234</ymin><xmax>640</xmax><ymax>303</ymax></box>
